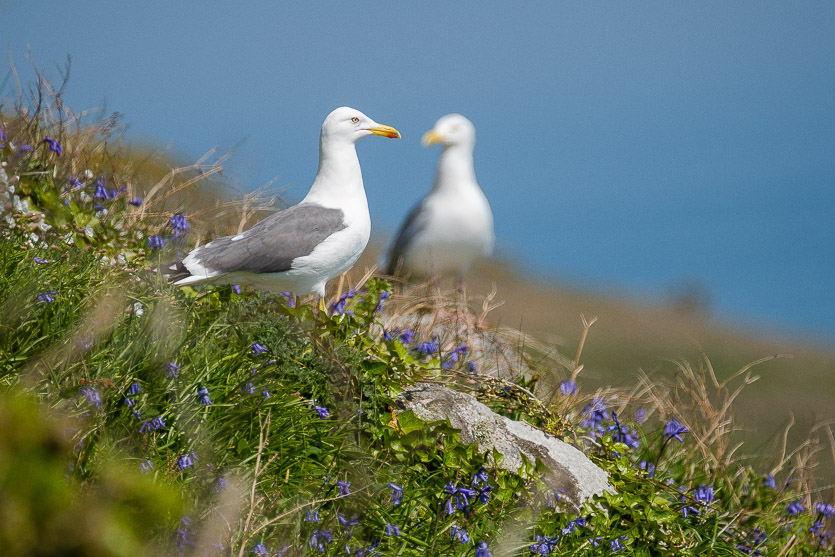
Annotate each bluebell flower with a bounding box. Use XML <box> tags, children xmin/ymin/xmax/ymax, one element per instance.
<box><xmin>197</xmin><ymin>387</ymin><xmax>212</xmax><ymax>406</ymax></box>
<box><xmin>313</xmin><ymin>405</ymin><xmax>330</xmax><ymax>419</ymax></box>
<box><xmin>581</xmin><ymin>397</ymin><xmax>609</xmax><ymax>431</ymax></box>
<box><xmin>140</xmin><ymin>416</ymin><xmax>166</xmax><ymax>433</ymax></box>
<box><xmin>80</xmin><ymin>386</ymin><xmax>101</xmax><ymax>408</ymax></box>
<box><xmin>244</xmin><ymin>382</ymin><xmax>255</xmax><ymax>395</ymax></box>
<box><xmin>310</xmin><ymin>529</ymin><xmax>332</xmax><ymax>553</ymax></box>
<box><xmin>147</xmin><ymin>235</ymin><xmax>168</xmax><ymax>249</ymax></box>
<box><xmin>529</xmin><ymin>534</ymin><xmax>557</xmax><ymax>556</ymax></box>
<box><xmin>177</xmin><ymin>452</ymin><xmax>197</xmax><ymax>470</ymax></box>
<box><xmin>251</xmin><ymin>342</ymin><xmax>269</xmax><ymax>354</ymax></box>
<box><xmin>610</xmin><ymin>536</ymin><xmax>626</xmax><ymax>552</ymax></box>
<box><xmin>559</xmin><ymin>380</ymin><xmax>578</xmax><ymax>395</ymax></box>
<box><xmin>253</xmin><ymin>542</ymin><xmax>268</xmax><ymax>555</ymax></box>
<box><xmin>140</xmin><ymin>459</ymin><xmax>154</xmax><ymax>473</ymax></box>
<box><xmin>231</xmin><ymin>284</ymin><xmax>241</xmax><ymax>294</ymax></box>
<box><xmin>635</xmin><ymin>407</ymin><xmax>647</xmax><ymax>424</ymax></box>
<box><xmin>167</xmin><ymin>362</ymin><xmax>181</xmax><ymax>377</ymax></box>
<box><xmin>128</xmin><ymin>197</ymin><xmax>143</xmax><ymax>206</ymax></box>
<box><xmin>67</xmin><ymin>175</ymin><xmax>83</xmax><ymax>188</ymax></box>
<box><xmin>399</xmin><ymin>329</ymin><xmax>415</xmax><ymax>344</ymax></box>
<box><xmin>664</xmin><ymin>418</ymin><xmax>688</xmax><ymax>442</ymax></box>
<box><xmin>816</xmin><ymin>502</ymin><xmax>834</xmax><ymax>518</ymax></box>
<box><xmin>375</xmin><ymin>290</ymin><xmax>390</xmax><ymax>313</ymax></box>
<box><xmin>388</xmin><ymin>482</ymin><xmax>403</xmax><ymax>505</ymax></box>
<box><xmin>693</xmin><ymin>484</ymin><xmax>714</xmax><ymax>505</ymax></box>
<box><xmin>215</xmin><ymin>477</ymin><xmax>227</xmax><ymax>493</ymax></box>
<box><xmin>43</xmin><ymin>137</ymin><xmax>62</xmax><ymax>156</ymax></box>
<box><xmin>475</xmin><ymin>541</ymin><xmax>492</xmax><ymax>557</ymax></box>
<box><xmin>337</xmin><ymin>514</ymin><xmax>359</xmax><ymax>536</ymax></box>
<box><xmin>639</xmin><ymin>460</ymin><xmax>656</xmax><ymax>477</ymax></box>
<box><xmin>305</xmin><ymin>509</ymin><xmax>321</xmax><ymax>522</ymax></box>
<box><xmin>169</xmin><ymin>212</ymin><xmax>190</xmax><ymax>237</ymax></box>
<box><xmin>450</xmin><ymin>525</ymin><xmax>470</xmax><ymax>544</ymax></box>
<box><xmin>37</xmin><ymin>291</ymin><xmax>57</xmax><ymax>303</ymax></box>
<box><xmin>336</xmin><ymin>480</ymin><xmax>351</xmax><ymax>496</ymax></box>
<box><xmin>18</xmin><ymin>144</ymin><xmax>33</xmax><ymax>153</ymax></box>
<box><xmin>607</xmin><ymin>411</ymin><xmax>640</xmax><ymax>449</ymax></box>
<box><xmin>280</xmin><ymin>291</ymin><xmax>295</xmax><ymax>307</ymax></box>
<box><xmin>33</xmin><ymin>256</ymin><xmax>47</xmax><ymax>264</ymax></box>
<box><xmin>0</xmin><ymin>127</ymin><xmax>5</xmax><ymax>144</ymax></box>
<box><xmin>468</xmin><ymin>361</ymin><xmax>478</xmax><ymax>373</ymax></box>
<box><xmin>94</xmin><ymin>181</ymin><xmax>116</xmax><ymax>200</ymax></box>
<box><xmin>262</xmin><ymin>390</ymin><xmax>271</xmax><ymax>399</ymax></box>
<box><xmin>472</xmin><ymin>466</ymin><xmax>489</xmax><ymax>485</ymax></box>
<box><xmin>736</xmin><ymin>527</ymin><xmax>768</xmax><ymax>555</ymax></box>
<box><xmin>562</xmin><ymin>517</ymin><xmax>587</xmax><ymax>536</ymax></box>
<box><xmin>331</xmin><ymin>289</ymin><xmax>357</xmax><ymax>315</ymax></box>
<box><xmin>763</xmin><ymin>474</ymin><xmax>776</xmax><ymax>489</ymax></box>
<box><xmin>413</xmin><ymin>340</ymin><xmax>439</xmax><ymax>356</ymax></box>
<box><xmin>786</xmin><ymin>500</ymin><xmax>805</xmax><ymax>515</ymax></box>
<box><xmin>384</xmin><ymin>523</ymin><xmax>401</xmax><ymax>537</ymax></box>
<box><xmin>128</xmin><ymin>382</ymin><xmax>143</xmax><ymax>395</ymax></box>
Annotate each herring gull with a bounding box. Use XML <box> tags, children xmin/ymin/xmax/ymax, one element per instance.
<box><xmin>382</xmin><ymin>114</ymin><xmax>493</xmax><ymax>283</ymax></box>
<box><xmin>172</xmin><ymin>107</ymin><xmax>400</xmax><ymax>297</ymax></box>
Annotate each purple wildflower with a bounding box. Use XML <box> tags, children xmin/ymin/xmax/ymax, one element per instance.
<box><xmin>253</xmin><ymin>542</ymin><xmax>268</xmax><ymax>555</ymax></box>
<box><xmin>79</xmin><ymin>386</ymin><xmax>101</xmax><ymax>408</ymax></box>
<box><xmin>37</xmin><ymin>291</ymin><xmax>57</xmax><ymax>303</ymax></box>
<box><xmin>167</xmin><ymin>362</ymin><xmax>181</xmax><ymax>377</ymax></box>
<box><xmin>140</xmin><ymin>459</ymin><xmax>154</xmax><ymax>473</ymax></box>
<box><xmin>196</xmin><ymin>387</ymin><xmax>212</xmax><ymax>406</ymax></box>
<box><xmin>67</xmin><ymin>175</ymin><xmax>83</xmax><ymax>188</ymax></box>
<box><xmin>336</xmin><ymin>480</ymin><xmax>351</xmax><ymax>497</ymax></box>
<box><xmin>128</xmin><ymin>382</ymin><xmax>143</xmax><ymax>395</ymax></box>
<box><xmin>147</xmin><ymin>235</ymin><xmax>168</xmax><ymax>249</ymax></box>
<box><xmin>18</xmin><ymin>144</ymin><xmax>33</xmax><ymax>153</ymax></box>
<box><xmin>312</xmin><ymin>406</ymin><xmax>330</xmax><ymax>419</ymax></box>
<box><xmin>388</xmin><ymin>482</ymin><xmax>404</xmax><ymax>505</ymax></box>
<box><xmin>475</xmin><ymin>542</ymin><xmax>492</xmax><ymax>557</ymax></box>
<box><xmin>231</xmin><ymin>284</ymin><xmax>241</xmax><ymax>294</ymax></box>
<box><xmin>94</xmin><ymin>181</ymin><xmax>116</xmax><ymax>200</ymax></box>
<box><xmin>251</xmin><ymin>342</ymin><xmax>269</xmax><ymax>355</ymax></box>
<box><xmin>399</xmin><ymin>329</ymin><xmax>415</xmax><ymax>344</ymax></box>
<box><xmin>33</xmin><ymin>256</ymin><xmax>48</xmax><ymax>264</ymax></box>
<box><xmin>559</xmin><ymin>380</ymin><xmax>578</xmax><ymax>395</ymax></box>
<box><xmin>43</xmin><ymin>137</ymin><xmax>62</xmax><ymax>156</ymax></box>
<box><xmin>610</xmin><ymin>536</ymin><xmax>626</xmax><ymax>552</ymax></box>
<box><xmin>786</xmin><ymin>500</ymin><xmax>805</xmax><ymax>515</ymax></box>
<box><xmin>763</xmin><ymin>474</ymin><xmax>776</xmax><ymax>489</ymax></box>
<box><xmin>468</xmin><ymin>361</ymin><xmax>478</xmax><ymax>373</ymax></box>
<box><xmin>310</xmin><ymin>529</ymin><xmax>333</xmax><ymax>553</ymax></box>
<box><xmin>693</xmin><ymin>484</ymin><xmax>714</xmax><ymax>505</ymax></box>
<box><xmin>262</xmin><ymin>390</ymin><xmax>271</xmax><ymax>399</ymax></box>
<box><xmin>816</xmin><ymin>502</ymin><xmax>834</xmax><ymax>518</ymax></box>
<box><xmin>177</xmin><ymin>452</ymin><xmax>196</xmax><ymax>470</ymax></box>
<box><xmin>279</xmin><ymin>292</ymin><xmax>295</xmax><ymax>307</ymax></box>
<box><xmin>305</xmin><ymin>509</ymin><xmax>320</xmax><ymax>522</ymax></box>
<box><xmin>169</xmin><ymin>212</ymin><xmax>190</xmax><ymax>237</ymax></box>
<box><xmin>413</xmin><ymin>340</ymin><xmax>439</xmax><ymax>356</ymax></box>
<box><xmin>338</xmin><ymin>514</ymin><xmax>359</xmax><ymax>537</ymax></box>
<box><xmin>581</xmin><ymin>397</ymin><xmax>609</xmax><ymax>431</ymax></box>
<box><xmin>139</xmin><ymin>416</ymin><xmax>166</xmax><ymax>433</ymax></box>
<box><xmin>450</xmin><ymin>525</ymin><xmax>470</xmax><ymax>544</ymax></box>
<box><xmin>375</xmin><ymin>290</ymin><xmax>390</xmax><ymax>313</ymax></box>
<box><xmin>663</xmin><ymin>418</ymin><xmax>688</xmax><ymax>442</ymax></box>
<box><xmin>331</xmin><ymin>289</ymin><xmax>357</xmax><ymax>315</ymax></box>
<box><xmin>384</xmin><ymin>523</ymin><xmax>401</xmax><ymax>537</ymax></box>
<box><xmin>128</xmin><ymin>197</ymin><xmax>143</xmax><ymax>206</ymax></box>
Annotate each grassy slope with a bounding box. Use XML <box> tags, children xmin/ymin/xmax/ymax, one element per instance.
<box><xmin>355</xmin><ymin>247</ymin><xmax>835</xmax><ymax>464</ymax></box>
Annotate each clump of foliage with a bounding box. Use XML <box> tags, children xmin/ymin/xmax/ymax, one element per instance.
<box><xmin>1</xmin><ymin>70</ymin><xmax>833</xmax><ymax>556</ymax></box>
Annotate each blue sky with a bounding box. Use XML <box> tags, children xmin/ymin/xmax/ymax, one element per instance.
<box><xmin>3</xmin><ymin>1</ymin><xmax>835</xmax><ymax>344</ymax></box>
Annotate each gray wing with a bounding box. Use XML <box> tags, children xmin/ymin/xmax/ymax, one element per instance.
<box><xmin>192</xmin><ymin>204</ymin><xmax>346</xmax><ymax>274</ymax></box>
<box><xmin>384</xmin><ymin>199</ymin><xmax>429</xmax><ymax>275</ymax></box>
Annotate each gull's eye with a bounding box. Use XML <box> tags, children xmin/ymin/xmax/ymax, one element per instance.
<box><xmin>351</xmin><ymin>116</ymin><xmax>360</xmax><ymax>124</ymax></box>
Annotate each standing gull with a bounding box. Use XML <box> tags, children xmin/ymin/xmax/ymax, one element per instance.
<box><xmin>382</xmin><ymin>114</ymin><xmax>493</xmax><ymax>284</ymax></box>
<box><xmin>172</xmin><ymin>107</ymin><xmax>400</xmax><ymax>298</ymax></box>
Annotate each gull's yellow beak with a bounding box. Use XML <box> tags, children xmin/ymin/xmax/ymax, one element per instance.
<box><xmin>367</xmin><ymin>124</ymin><xmax>401</xmax><ymax>139</ymax></box>
<box><xmin>421</xmin><ymin>129</ymin><xmax>443</xmax><ymax>147</ymax></box>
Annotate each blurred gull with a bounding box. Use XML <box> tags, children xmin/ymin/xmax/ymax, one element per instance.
<box><xmin>382</xmin><ymin>114</ymin><xmax>494</xmax><ymax>287</ymax></box>
<box><xmin>171</xmin><ymin>107</ymin><xmax>400</xmax><ymax>300</ymax></box>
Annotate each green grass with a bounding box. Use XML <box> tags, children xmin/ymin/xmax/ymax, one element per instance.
<box><xmin>1</xmin><ymin>72</ymin><xmax>833</xmax><ymax>556</ymax></box>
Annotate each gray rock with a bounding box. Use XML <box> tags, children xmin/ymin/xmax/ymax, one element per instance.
<box><xmin>398</xmin><ymin>382</ymin><xmax>611</xmax><ymax>510</ymax></box>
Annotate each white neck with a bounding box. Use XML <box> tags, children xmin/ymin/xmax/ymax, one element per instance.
<box><xmin>303</xmin><ymin>136</ymin><xmax>365</xmax><ymax>208</ymax></box>
<box><xmin>433</xmin><ymin>143</ymin><xmax>477</xmax><ymax>192</ymax></box>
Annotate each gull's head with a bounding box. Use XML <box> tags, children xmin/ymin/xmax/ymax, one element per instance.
<box><xmin>321</xmin><ymin>107</ymin><xmax>401</xmax><ymax>145</ymax></box>
<box><xmin>422</xmin><ymin>114</ymin><xmax>475</xmax><ymax>149</ymax></box>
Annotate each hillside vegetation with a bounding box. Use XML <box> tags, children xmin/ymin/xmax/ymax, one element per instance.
<box><xmin>1</xmin><ymin>76</ymin><xmax>833</xmax><ymax>555</ymax></box>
